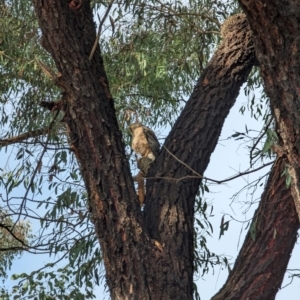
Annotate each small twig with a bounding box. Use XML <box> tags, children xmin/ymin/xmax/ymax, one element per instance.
<box><xmin>13</xmin><ymin>111</ymin><xmax>60</xmax><ymax>230</ymax></box>
<box><xmin>160</xmin><ymin>146</ymin><xmax>274</xmax><ymax>184</ymax></box>
<box><xmin>154</xmin><ymin>0</ymin><xmax>220</xmax><ymax>33</ymax></box>
<box><xmin>146</xmin><ymin>175</ymin><xmax>203</xmax><ymax>183</ymax></box>
<box><xmin>250</xmin><ymin>117</ymin><xmax>273</xmax><ymax>165</ymax></box>
<box><xmin>163</xmin><ymin>146</ymin><xmax>203</xmax><ymax>178</ymax></box>
<box><xmin>229</xmin><ymin>173</ymin><xmax>269</xmax><ymax>207</ymax></box>
<box><xmin>215</xmin><ymin>161</ymin><xmax>274</xmax><ymax>184</ymax></box>
<box><xmin>89</xmin><ymin>0</ymin><xmax>114</xmax><ymax>61</ymax></box>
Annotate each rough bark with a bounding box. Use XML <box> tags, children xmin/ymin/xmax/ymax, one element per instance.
<box><xmin>212</xmin><ymin>159</ymin><xmax>299</xmax><ymax>300</ymax></box>
<box><xmin>144</xmin><ymin>13</ymin><xmax>255</xmax><ymax>299</ymax></box>
<box><xmin>211</xmin><ymin>1</ymin><xmax>300</xmax><ymax>299</ymax></box>
<box><xmin>33</xmin><ymin>2</ymin><xmax>153</xmax><ymax>299</ymax></box>
<box><xmin>33</xmin><ymin>2</ymin><xmax>256</xmax><ymax>299</ymax></box>
<box><xmin>239</xmin><ymin>0</ymin><xmax>300</xmax><ymax>221</ymax></box>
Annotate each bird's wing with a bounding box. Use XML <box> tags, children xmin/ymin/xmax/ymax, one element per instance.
<box><xmin>142</xmin><ymin>126</ymin><xmax>160</xmax><ymax>157</ymax></box>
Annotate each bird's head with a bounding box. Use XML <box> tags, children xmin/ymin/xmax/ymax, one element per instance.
<box><xmin>129</xmin><ymin>122</ymin><xmax>142</xmax><ymax>134</ymax></box>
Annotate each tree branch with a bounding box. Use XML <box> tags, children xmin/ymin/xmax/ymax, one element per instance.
<box><xmin>144</xmin><ymin>13</ymin><xmax>256</xmax><ymax>298</ymax></box>
<box><xmin>239</xmin><ymin>0</ymin><xmax>300</xmax><ymax>221</ymax></box>
<box><xmin>211</xmin><ymin>1</ymin><xmax>300</xmax><ymax>298</ymax></box>
<box><xmin>89</xmin><ymin>0</ymin><xmax>114</xmax><ymax>61</ymax></box>
<box><xmin>147</xmin><ymin>146</ymin><xmax>274</xmax><ymax>184</ymax></box>
<box><xmin>0</xmin><ymin>128</ymin><xmax>48</xmax><ymax>147</ymax></box>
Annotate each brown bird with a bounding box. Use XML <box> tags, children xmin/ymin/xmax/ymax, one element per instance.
<box><xmin>129</xmin><ymin>122</ymin><xmax>160</xmax><ymax>206</ymax></box>
<box><xmin>129</xmin><ymin>122</ymin><xmax>160</xmax><ymax>161</ymax></box>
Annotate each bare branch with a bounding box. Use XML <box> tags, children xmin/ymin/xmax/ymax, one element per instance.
<box><xmin>162</xmin><ymin>146</ymin><xmax>274</xmax><ymax>184</ymax></box>
<box><xmin>0</xmin><ymin>128</ymin><xmax>48</xmax><ymax>147</ymax></box>
<box><xmin>89</xmin><ymin>0</ymin><xmax>114</xmax><ymax>61</ymax></box>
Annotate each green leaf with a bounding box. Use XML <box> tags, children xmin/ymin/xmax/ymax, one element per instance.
<box><xmin>250</xmin><ymin>218</ymin><xmax>257</xmax><ymax>241</ymax></box>
<box><xmin>219</xmin><ymin>216</ymin><xmax>230</xmax><ymax>240</ymax></box>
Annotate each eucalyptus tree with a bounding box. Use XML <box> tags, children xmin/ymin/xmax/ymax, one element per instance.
<box><xmin>0</xmin><ymin>0</ymin><xmax>299</xmax><ymax>299</ymax></box>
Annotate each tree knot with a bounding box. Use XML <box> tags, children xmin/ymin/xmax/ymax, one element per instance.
<box><xmin>68</xmin><ymin>0</ymin><xmax>83</xmax><ymax>10</ymax></box>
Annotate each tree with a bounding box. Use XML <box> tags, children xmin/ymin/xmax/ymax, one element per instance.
<box><xmin>0</xmin><ymin>0</ymin><xmax>299</xmax><ymax>299</ymax></box>
<box><xmin>0</xmin><ymin>210</ymin><xmax>31</xmax><ymax>278</ymax></box>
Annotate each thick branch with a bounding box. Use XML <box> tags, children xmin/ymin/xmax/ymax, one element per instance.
<box><xmin>211</xmin><ymin>2</ymin><xmax>300</xmax><ymax>298</ymax></box>
<box><xmin>33</xmin><ymin>1</ymin><xmax>154</xmax><ymax>300</ymax></box>
<box><xmin>144</xmin><ymin>13</ymin><xmax>256</xmax><ymax>299</ymax></box>
<box><xmin>239</xmin><ymin>0</ymin><xmax>300</xmax><ymax>221</ymax></box>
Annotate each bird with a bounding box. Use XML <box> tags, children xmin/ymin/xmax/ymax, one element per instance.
<box><xmin>129</xmin><ymin>122</ymin><xmax>160</xmax><ymax>161</ymax></box>
<box><xmin>129</xmin><ymin>122</ymin><xmax>160</xmax><ymax>206</ymax></box>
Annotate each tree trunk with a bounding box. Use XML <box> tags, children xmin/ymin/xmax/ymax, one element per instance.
<box><xmin>33</xmin><ymin>2</ymin><xmax>152</xmax><ymax>299</ymax></box>
<box><xmin>33</xmin><ymin>2</ymin><xmax>256</xmax><ymax>299</ymax></box>
<box><xmin>212</xmin><ymin>158</ymin><xmax>299</xmax><ymax>300</ymax></box>
<box><xmin>211</xmin><ymin>1</ymin><xmax>300</xmax><ymax>299</ymax></box>
<box><xmin>239</xmin><ymin>0</ymin><xmax>300</xmax><ymax>221</ymax></box>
